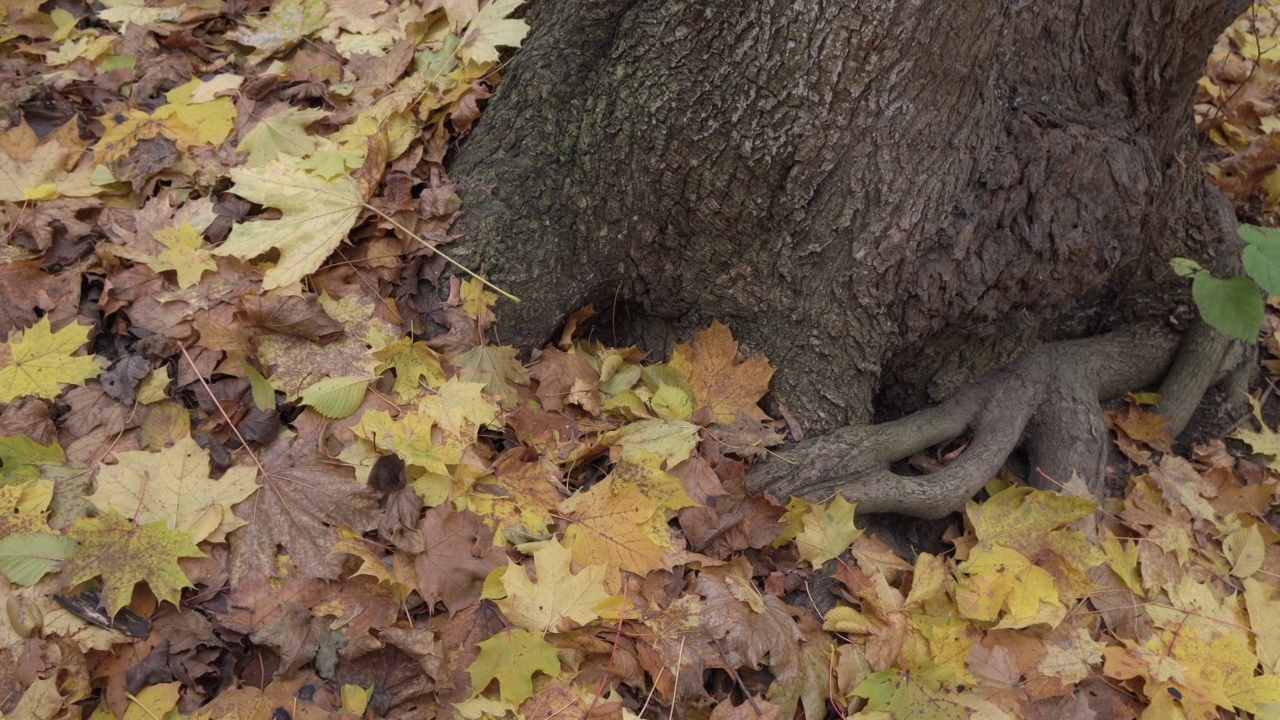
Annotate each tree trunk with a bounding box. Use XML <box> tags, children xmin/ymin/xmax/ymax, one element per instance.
<box><xmin>447</xmin><ymin>0</ymin><xmax>1251</xmax><ymax>517</ymax></box>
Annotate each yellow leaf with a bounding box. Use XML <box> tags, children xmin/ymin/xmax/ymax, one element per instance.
<box><xmin>64</xmin><ymin>511</ymin><xmax>204</xmax><ymax>615</ymax></box>
<box><xmin>0</xmin><ymin>121</ymin><xmax>98</xmax><ymax>202</ymax></box>
<box><xmin>122</xmin><ymin>682</ymin><xmax>181</xmax><ymax>720</ymax></box>
<box><xmin>213</xmin><ymin>158</ymin><xmax>364</xmax><ymax>290</ymax></box>
<box><xmin>142</xmin><ymin>222</ymin><xmax>219</xmax><ymax>288</ymax></box>
<box><xmin>461</xmin><ymin>277</ymin><xmax>498</xmax><ymax>325</ymax></box>
<box><xmin>793</xmin><ymin>494</ymin><xmax>862</xmax><ymax>567</ymax></box>
<box><xmin>669</xmin><ymin>320</ymin><xmax>774</xmax><ymax>424</ymax></box>
<box><xmin>89</xmin><ymin>436</ymin><xmax>259</xmax><ymax>544</ymax></box>
<box><xmin>561</xmin><ymin>478</ymin><xmax>666</xmax><ymax>576</ymax></box>
<box><xmin>1223</xmin><ymin>524</ymin><xmax>1265</xmax><ymax>579</ymax></box>
<box><xmin>0</xmin><ymin>480</ymin><xmax>54</xmax><ymax>535</ymax></box>
<box><xmin>604</xmin><ymin>418</ymin><xmax>701</xmax><ymax>467</ymax></box>
<box><xmin>466</xmin><ymin>628</ymin><xmax>560</xmax><ymax>706</ymax></box>
<box><xmin>1101</xmin><ymin>533</ymin><xmax>1144</xmax><ymax>596</ymax></box>
<box><xmin>458</xmin><ymin>0</ymin><xmax>529</xmax><ymax>65</ymax></box>
<box><xmin>964</xmin><ymin>485</ymin><xmax>1096</xmax><ymax>555</ymax></box>
<box><xmin>956</xmin><ymin>545</ymin><xmax>1063</xmax><ymax>628</ymax></box>
<box><xmin>374</xmin><ymin>338</ymin><xmax>446</xmax><ymax>403</ymax></box>
<box><xmin>418</xmin><ymin>379</ymin><xmax>498</xmax><ymax>441</ymax></box>
<box><xmin>352</xmin><ymin>410</ymin><xmax>465</xmax><ymax>476</ymax></box>
<box><xmin>0</xmin><ymin>317</ymin><xmax>101</xmax><ymax>402</ymax></box>
<box><xmin>154</xmin><ymin>77</ymin><xmax>237</xmax><ymax>146</ymax></box>
<box><xmin>1246</xmin><ymin>577</ymin><xmax>1280</xmax><ymax>674</ymax></box>
<box><xmin>496</xmin><ymin>538</ymin><xmax>611</xmax><ymax>633</ymax></box>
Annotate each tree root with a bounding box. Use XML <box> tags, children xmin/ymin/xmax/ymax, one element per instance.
<box><xmin>747</xmin><ymin>320</ymin><xmax>1252</xmax><ymax>519</ymax></box>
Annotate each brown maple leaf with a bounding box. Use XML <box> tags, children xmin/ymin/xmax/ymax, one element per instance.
<box><xmin>228</xmin><ymin>416</ymin><xmax>379</xmax><ymax>583</ymax></box>
<box><xmin>414</xmin><ymin>504</ymin><xmax>507</xmax><ymax>615</ymax></box>
<box><xmin>669</xmin><ymin>321</ymin><xmax>774</xmax><ymax>425</ymax></box>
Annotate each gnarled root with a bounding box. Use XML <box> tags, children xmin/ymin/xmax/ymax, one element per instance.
<box><xmin>747</xmin><ymin>319</ymin><xmax>1253</xmax><ymax>519</ymax></box>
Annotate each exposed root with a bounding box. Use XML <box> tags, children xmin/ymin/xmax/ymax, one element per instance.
<box><xmin>746</xmin><ymin>323</ymin><xmax>1197</xmax><ymax>518</ymax></box>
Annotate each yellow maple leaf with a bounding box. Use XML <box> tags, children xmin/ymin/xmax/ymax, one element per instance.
<box><xmin>142</xmin><ymin>222</ymin><xmax>219</xmax><ymax>289</ymax></box>
<box><xmin>154</xmin><ymin>77</ymin><xmax>237</xmax><ymax>146</ymax></box>
<box><xmin>458</xmin><ymin>0</ymin><xmax>530</xmax><ymax>65</ymax></box>
<box><xmin>213</xmin><ymin>157</ymin><xmax>364</xmax><ymax>290</ymax></box>
<box><xmin>955</xmin><ymin>544</ymin><xmax>1064</xmax><ymax>629</ymax></box>
<box><xmin>461</xmin><ymin>277</ymin><xmax>498</xmax><ymax>325</ymax></box>
<box><xmin>374</xmin><ymin>338</ymin><xmax>446</xmax><ymax>403</ymax></box>
<box><xmin>352</xmin><ymin>410</ymin><xmax>465</xmax><ymax>476</ymax></box>
<box><xmin>496</xmin><ymin>538</ymin><xmax>611</xmax><ymax>633</ymax></box>
<box><xmin>561</xmin><ymin>478</ymin><xmax>666</xmax><ymax>576</ymax></box>
<box><xmin>668</xmin><ymin>320</ymin><xmax>774</xmax><ymax>424</ymax></box>
<box><xmin>0</xmin><ymin>480</ymin><xmax>55</xmax><ymax>536</ymax></box>
<box><xmin>964</xmin><ymin>485</ymin><xmax>1096</xmax><ymax>555</ymax></box>
<box><xmin>466</xmin><ymin>628</ymin><xmax>561</xmax><ymax>706</ymax></box>
<box><xmin>0</xmin><ymin>317</ymin><xmax>101</xmax><ymax>402</ymax></box>
<box><xmin>418</xmin><ymin>378</ymin><xmax>499</xmax><ymax>442</ymax></box>
<box><xmin>0</xmin><ymin>120</ymin><xmax>98</xmax><ymax>202</ymax></box>
<box><xmin>790</xmin><ymin>495</ymin><xmax>862</xmax><ymax>568</ymax></box>
<box><xmin>89</xmin><ymin>436</ymin><xmax>259</xmax><ymax>544</ymax></box>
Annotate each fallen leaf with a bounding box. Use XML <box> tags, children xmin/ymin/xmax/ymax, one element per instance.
<box><xmin>64</xmin><ymin>511</ymin><xmax>204</xmax><ymax>615</ymax></box>
<box><xmin>497</xmin><ymin>538</ymin><xmax>610</xmax><ymax>633</ymax></box>
<box><xmin>669</xmin><ymin>321</ymin><xmax>774</xmax><ymax>424</ymax></box>
<box><xmin>0</xmin><ymin>317</ymin><xmax>101</xmax><ymax>402</ymax></box>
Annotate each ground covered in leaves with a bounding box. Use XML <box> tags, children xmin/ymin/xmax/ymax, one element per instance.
<box><xmin>3</xmin><ymin>1</ymin><xmax>1280</xmax><ymax>719</ymax></box>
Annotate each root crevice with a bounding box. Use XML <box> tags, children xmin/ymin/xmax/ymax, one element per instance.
<box><xmin>747</xmin><ymin>323</ymin><xmax>1190</xmax><ymax>518</ymax></box>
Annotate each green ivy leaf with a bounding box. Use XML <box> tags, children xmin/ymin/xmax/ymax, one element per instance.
<box><xmin>1192</xmin><ymin>273</ymin><xmax>1263</xmax><ymax>341</ymax></box>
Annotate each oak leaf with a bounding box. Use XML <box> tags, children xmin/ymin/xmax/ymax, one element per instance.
<box><xmin>64</xmin><ymin>510</ymin><xmax>203</xmax><ymax>615</ymax></box>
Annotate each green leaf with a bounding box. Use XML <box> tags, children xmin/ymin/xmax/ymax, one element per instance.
<box><xmin>299</xmin><ymin>376</ymin><xmax>371</xmax><ymax>419</ymax></box>
<box><xmin>1243</xmin><ymin>232</ymin><xmax>1280</xmax><ymax>296</ymax></box>
<box><xmin>242</xmin><ymin>360</ymin><xmax>277</xmax><ymax>411</ymax></box>
<box><xmin>1191</xmin><ymin>273</ymin><xmax>1263</xmax><ymax>341</ymax></box>
<box><xmin>1169</xmin><ymin>256</ymin><xmax>1203</xmax><ymax>277</ymax></box>
<box><xmin>0</xmin><ymin>532</ymin><xmax>79</xmax><ymax>586</ymax></box>
<box><xmin>0</xmin><ymin>436</ymin><xmax>65</xmax><ymax>486</ymax></box>
<box><xmin>1237</xmin><ymin>224</ymin><xmax>1280</xmax><ymax>245</ymax></box>
<box><xmin>64</xmin><ymin>511</ymin><xmax>204</xmax><ymax>615</ymax></box>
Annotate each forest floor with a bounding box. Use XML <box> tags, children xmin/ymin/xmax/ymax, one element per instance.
<box><xmin>2</xmin><ymin>1</ymin><xmax>1280</xmax><ymax>719</ymax></box>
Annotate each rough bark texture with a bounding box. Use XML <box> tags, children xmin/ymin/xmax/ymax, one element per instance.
<box><xmin>447</xmin><ymin>0</ymin><xmax>1251</xmax><ymax>515</ymax></box>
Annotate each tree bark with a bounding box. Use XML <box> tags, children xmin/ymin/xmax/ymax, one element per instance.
<box><xmin>447</xmin><ymin>0</ymin><xmax>1251</xmax><ymax>515</ymax></box>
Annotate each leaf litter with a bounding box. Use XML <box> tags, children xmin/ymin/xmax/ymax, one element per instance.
<box><xmin>0</xmin><ymin>0</ymin><xmax>1278</xmax><ymax>718</ymax></box>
